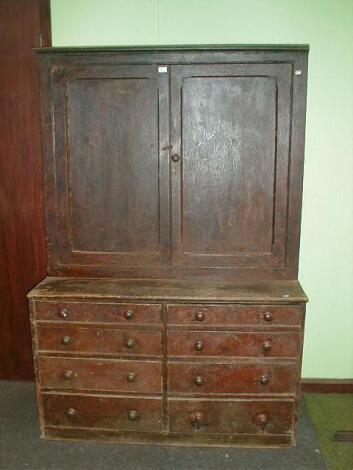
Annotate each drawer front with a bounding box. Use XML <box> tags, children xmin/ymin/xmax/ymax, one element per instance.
<box><xmin>35</xmin><ymin>301</ymin><xmax>161</xmax><ymax>324</ymax></box>
<box><xmin>38</xmin><ymin>356</ymin><xmax>162</xmax><ymax>393</ymax></box>
<box><xmin>42</xmin><ymin>393</ymin><xmax>162</xmax><ymax>432</ymax></box>
<box><xmin>168</xmin><ymin>331</ymin><xmax>300</xmax><ymax>358</ymax></box>
<box><xmin>167</xmin><ymin>304</ymin><xmax>301</xmax><ymax>327</ymax></box>
<box><xmin>168</xmin><ymin>362</ymin><xmax>297</xmax><ymax>395</ymax></box>
<box><xmin>37</xmin><ymin>326</ymin><xmax>162</xmax><ymax>356</ymax></box>
<box><xmin>168</xmin><ymin>399</ymin><xmax>294</xmax><ymax>434</ymax></box>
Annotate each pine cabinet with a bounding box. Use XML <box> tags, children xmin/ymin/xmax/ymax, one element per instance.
<box><xmin>29</xmin><ymin>45</ymin><xmax>308</xmax><ymax>447</ymax></box>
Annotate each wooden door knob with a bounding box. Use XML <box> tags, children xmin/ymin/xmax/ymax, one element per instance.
<box><xmin>260</xmin><ymin>375</ymin><xmax>269</xmax><ymax>385</ymax></box>
<box><xmin>66</xmin><ymin>408</ymin><xmax>76</xmax><ymax>418</ymax></box>
<box><xmin>124</xmin><ymin>310</ymin><xmax>133</xmax><ymax>320</ymax></box>
<box><xmin>128</xmin><ymin>410</ymin><xmax>138</xmax><ymax>421</ymax></box>
<box><xmin>126</xmin><ymin>338</ymin><xmax>135</xmax><ymax>349</ymax></box>
<box><xmin>195</xmin><ymin>312</ymin><xmax>205</xmax><ymax>321</ymax></box>
<box><xmin>58</xmin><ymin>308</ymin><xmax>69</xmax><ymax>319</ymax></box>
<box><xmin>61</xmin><ymin>335</ymin><xmax>72</xmax><ymax>345</ymax></box>
<box><xmin>171</xmin><ymin>154</ymin><xmax>180</xmax><ymax>162</ymax></box>
<box><xmin>190</xmin><ymin>411</ymin><xmax>208</xmax><ymax>428</ymax></box>
<box><xmin>63</xmin><ymin>369</ymin><xmax>75</xmax><ymax>380</ymax></box>
<box><xmin>126</xmin><ymin>372</ymin><xmax>136</xmax><ymax>383</ymax></box>
<box><xmin>263</xmin><ymin>312</ymin><xmax>273</xmax><ymax>322</ymax></box>
<box><xmin>257</xmin><ymin>413</ymin><xmax>268</xmax><ymax>426</ymax></box>
<box><xmin>195</xmin><ymin>340</ymin><xmax>204</xmax><ymax>351</ymax></box>
<box><xmin>194</xmin><ymin>376</ymin><xmax>204</xmax><ymax>386</ymax></box>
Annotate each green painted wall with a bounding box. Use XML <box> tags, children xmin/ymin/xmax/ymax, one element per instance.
<box><xmin>51</xmin><ymin>0</ymin><xmax>353</xmax><ymax>379</ymax></box>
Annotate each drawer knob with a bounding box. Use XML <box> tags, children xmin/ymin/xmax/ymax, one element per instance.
<box><xmin>63</xmin><ymin>369</ymin><xmax>75</xmax><ymax>380</ymax></box>
<box><xmin>171</xmin><ymin>154</ymin><xmax>180</xmax><ymax>163</ymax></box>
<box><xmin>126</xmin><ymin>372</ymin><xmax>136</xmax><ymax>383</ymax></box>
<box><xmin>66</xmin><ymin>408</ymin><xmax>76</xmax><ymax>418</ymax></box>
<box><xmin>58</xmin><ymin>308</ymin><xmax>69</xmax><ymax>319</ymax></box>
<box><xmin>257</xmin><ymin>413</ymin><xmax>268</xmax><ymax>426</ymax></box>
<box><xmin>61</xmin><ymin>335</ymin><xmax>72</xmax><ymax>346</ymax></box>
<box><xmin>195</xmin><ymin>340</ymin><xmax>204</xmax><ymax>351</ymax></box>
<box><xmin>195</xmin><ymin>312</ymin><xmax>205</xmax><ymax>321</ymax></box>
<box><xmin>260</xmin><ymin>375</ymin><xmax>269</xmax><ymax>385</ymax></box>
<box><xmin>126</xmin><ymin>338</ymin><xmax>135</xmax><ymax>349</ymax></box>
<box><xmin>263</xmin><ymin>312</ymin><xmax>273</xmax><ymax>322</ymax></box>
<box><xmin>190</xmin><ymin>411</ymin><xmax>208</xmax><ymax>428</ymax></box>
<box><xmin>124</xmin><ymin>310</ymin><xmax>133</xmax><ymax>320</ymax></box>
<box><xmin>262</xmin><ymin>340</ymin><xmax>272</xmax><ymax>352</ymax></box>
<box><xmin>128</xmin><ymin>410</ymin><xmax>138</xmax><ymax>421</ymax></box>
<box><xmin>194</xmin><ymin>376</ymin><xmax>204</xmax><ymax>386</ymax></box>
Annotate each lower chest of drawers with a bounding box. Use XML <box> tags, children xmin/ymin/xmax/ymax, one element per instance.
<box><xmin>29</xmin><ymin>298</ymin><xmax>305</xmax><ymax>447</ymax></box>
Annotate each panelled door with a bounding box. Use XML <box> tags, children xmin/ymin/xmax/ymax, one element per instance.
<box><xmin>47</xmin><ymin>60</ymin><xmax>295</xmax><ymax>274</ymax></box>
<box><xmin>170</xmin><ymin>64</ymin><xmax>292</xmax><ymax>269</ymax></box>
<box><xmin>48</xmin><ymin>65</ymin><xmax>169</xmax><ymax>270</ymax></box>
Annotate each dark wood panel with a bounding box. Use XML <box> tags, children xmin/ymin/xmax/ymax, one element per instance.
<box><xmin>37</xmin><ymin>326</ymin><xmax>162</xmax><ymax>356</ymax></box>
<box><xmin>182</xmin><ymin>76</ymin><xmax>276</xmax><ymax>254</ymax></box>
<box><xmin>0</xmin><ymin>0</ymin><xmax>50</xmax><ymax>380</ymax></box>
<box><xmin>167</xmin><ymin>304</ymin><xmax>302</xmax><ymax>327</ymax></box>
<box><xmin>168</xmin><ymin>361</ymin><xmax>297</xmax><ymax>395</ymax></box>
<box><xmin>168</xmin><ymin>331</ymin><xmax>300</xmax><ymax>358</ymax></box>
<box><xmin>38</xmin><ymin>357</ymin><xmax>162</xmax><ymax>393</ymax></box>
<box><xmin>44</xmin><ymin>64</ymin><xmax>170</xmax><ymax>271</ymax></box>
<box><xmin>170</xmin><ymin>63</ymin><xmax>292</xmax><ymax>269</ymax></box>
<box><xmin>68</xmin><ymin>77</ymin><xmax>159</xmax><ymax>253</ymax></box>
<box><xmin>35</xmin><ymin>301</ymin><xmax>162</xmax><ymax>324</ymax></box>
<box><xmin>42</xmin><ymin>393</ymin><xmax>163</xmax><ymax>431</ymax></box>
<box><xmin>168</xmin><ymin>399</ymin><xmax>294</xmax><ymax>434</ymax></box>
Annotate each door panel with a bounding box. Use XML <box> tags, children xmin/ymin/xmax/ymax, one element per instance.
<box><xmin>49</xmin><ymin>65</ymin><xmax>169</xmax><ymax>269</ymax></box>
<box><xmin>0</xmin><ymin>0</ymin><xmax>49</xmax><ymax>379</ymax></box>
<box><xmin>182</xmin><ymin>76</ymin><xmax>276</xmax><ymax>254</ymax></box>
<box><xmin>68</xmin><ymin>78</ymin><xmax>159</xmax><ymax>253</ymax></box>
<box><xmin>170</xmin><ymin>64</ymin><xmax>292</xmax><ymax>269</ymax></box>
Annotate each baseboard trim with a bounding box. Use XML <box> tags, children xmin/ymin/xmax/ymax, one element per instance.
<box><xmin>301</xmin><ymin>379</ymin><xmax>353</xmax><ymax>393</ymax></box>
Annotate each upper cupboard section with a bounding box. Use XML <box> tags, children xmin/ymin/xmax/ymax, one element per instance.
<box><xmin>38</xmin><ymin>47</ymin><xmax>308</xmax><ymax>279</ymax></box>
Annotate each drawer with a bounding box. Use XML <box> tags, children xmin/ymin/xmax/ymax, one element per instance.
<box><xmin>35</xmin><ymin>301</ymin><xmax>161</xmax><ymax>324</ymax></box>
<box><xmin>38</xmin><ymin>356</ymin><xmax>162</xmax><ymax>393</ymax></box>
<box><xmin>37</xmin><ymin>325</ymin><xmax>162</xmax><ymax>356</ymax></box>
<box><xmin>168</xmin><ymin>331</ymin><xmax>300</xmax><ymax>358</ymax></box>
<box><xmin>168</xmin><ymin>399</ymin><xmax>294</xmax><ymax>434</ymax></box>
<box><xmin>168</xmin><ymin>361</ymin><xmax>297</xmax><ymax>395</ymax></box>
<box><xmin>42</xmin><ymin>393</ymin><xmax>162</xmax><ymax>432</ymax></box>
<box><xmin>167</xmin><ymin>304</ymin><xmax>301</xmax><ymax>327</ymax></box>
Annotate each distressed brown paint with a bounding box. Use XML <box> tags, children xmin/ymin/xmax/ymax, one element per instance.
<box><xmin>167</xmin><ymin>304</ymin><xmax>303</xmax><ymax>327</ymax></box>
<box><xmin>168</xmin><ymin>361</ymin><xmax>297</xmax><ymax>395</ymax></box>
<box><xmin>37</xmin><ymin>325</ymin><xmax>162</xmax><ymax>356</ymax></box>
<box><xmin>167</xmin><ymin>331</ymin><xmax>300</xmax><ymax>358</ymax></box>
<box><xmin>28</xmin><ymin>45</ymin><xmax>308</xmax><ymax>447</ymax></box>
<box><xmin>168</xmin><ymin>399</ymin><xmax>294</xmax><ymax>434</ymax></box>
<box><xmin>35</xmin><ymin>301</ymin><xmax>162</xmax><ymax>324</ymax></box>
<box><xmin>42</xmin><ymin>393</ymin><xmax>163</xmax><ymax>432</ymax></box>
<box><xmin>39</xmin><ymin>356</ymin><xmax>162</xmax><ymax>393</ymax></box>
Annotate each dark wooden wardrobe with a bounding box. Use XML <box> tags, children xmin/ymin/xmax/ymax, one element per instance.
<box><xmin>28</xmin><ymin>45</ymin><xmax>308</xmax><ymax>447</ymax></box>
